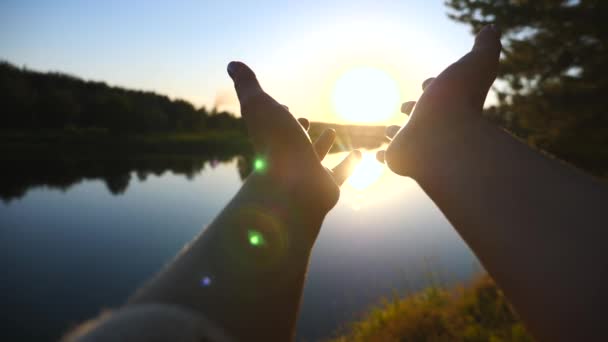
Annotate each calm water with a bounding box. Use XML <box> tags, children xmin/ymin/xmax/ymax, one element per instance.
<box><xmin>0</xmin><ymin>150</ymin><xmax>479</xmax><ymax>341</ymax></box>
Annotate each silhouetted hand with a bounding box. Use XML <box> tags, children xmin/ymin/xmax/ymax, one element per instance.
<box><xmin>227</xmin><ymin>61</ymin><xmax>361</xmax><ymax>233</ymax></box>
<box><xmin>377</xmin><ymin>25</ymin><xmax>501</xmax><ymax>178</ymax></box>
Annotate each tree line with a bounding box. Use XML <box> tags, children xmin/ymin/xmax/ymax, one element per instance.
<box><xmin>0</xmin><ymin>61</ymin><xmax>243</xmax><ymax>134</ymax></box>
<box><xmin>446</xmin><ymin>0</ymin><xmax>608</xmax><ymax>176</ymax></box>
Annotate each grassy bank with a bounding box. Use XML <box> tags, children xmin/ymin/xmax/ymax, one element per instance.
<box><xmin>0</xmin><ymin>122</ymin><xmax>389</xmax><ymax>159</ymax></box>
<box><xmin>329</xmin><ymin>275</ymin><xmax>534</xmax><ymax>342</ymax></box>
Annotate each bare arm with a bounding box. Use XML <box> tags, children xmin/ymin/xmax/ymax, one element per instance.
<box><xmin>69</xmin><ymin>62</ymin><xmax>360</xmax><ymax>341</ymax></box>
<box><xmin>128</xmin><ymin>174</ymin><xmax>325</xmax><ymax>341</ymax></box>
<box><xmin>383</xmin><ymin>26</ymin><xmax>608</xmax><ymax>341</ymax></box>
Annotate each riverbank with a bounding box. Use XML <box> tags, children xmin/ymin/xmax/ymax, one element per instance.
<box><xmin>0</xmin><ymin>122</ymin><xmax>389</xmax><ymax>159</ymax></box>
<box><xmin>329</xmin><ymin>275</ymin><xmax>534</xmax><ymax>342</ymax></box>
<box><xmin>0</xmin><ymin>129</ymin><xmax>251</xmax><ymax>158</ymax></box>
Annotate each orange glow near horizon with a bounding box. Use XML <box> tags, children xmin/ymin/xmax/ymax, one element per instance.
<box><xmin>248</xmin><ymin>18</ymin><xmax>440</xmax><ymax>126</ymax></box>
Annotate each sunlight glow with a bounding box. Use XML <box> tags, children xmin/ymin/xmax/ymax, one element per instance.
<box><xmin>332</xmin><ymin>67</ymin><xmax>401</xmax><ymax>123</ymax></box>
<box><xmin>347</xmin><ymin>153</ymin><xmax>385</xmax><ymax>190</ymax></box>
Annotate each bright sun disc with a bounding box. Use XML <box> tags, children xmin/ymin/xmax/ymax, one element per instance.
<box><xmin>348</xmin><ymin>153</ymin><xmax>385</xmax><ymax>190</ymax></box>
<box><xmin>332</xmin><ymin>67</ymin><xmax>400</xmax><ymax>123</ymax></box>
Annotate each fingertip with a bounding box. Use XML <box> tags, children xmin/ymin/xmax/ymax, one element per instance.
<box><xmin>401</xmin><ymin>101</ymin><xmax>416</xmax><ymax>115</ymax></box>
<box><xmin>385</xmin><ymin>125</ymin><xmax>400</xmax><ymax>139</ymax></box>
<box><xmin>227</xmin><ymin>61</ymin><xmax>263</xmax><ymax>103</ymax></box>
<box><xmin>422</xmin><ymin>77</ymin><xmax>435</xmax><ymax>91</ymax></box>
<box><xmin>318</xmin><ymin>128</ymin><xmax>336</xmax><ymax>141</ymax></box>
<box><xmin>297</xmin><ymin>117</ymin><xmax>310</xmax><ymax>130</ymax></box>
<box><xmin>376</xmin><ymin>150</ymin><xmax>385</xmax><ymax>163</ymax></box>
<box><xmin>314</xmin><ymin>128</ymin><xmax>337</xmax><ymax>160</ymax></box>
<box><xmin>489</xmin><ymin>24</ymin><xmax>502</xmax><ymax>38</ymax></box>
<box><xmin>327</xmin><ymin>128</ymin><xmax>337</xmax><ymax>139</ymax></box>
<box><xmin>226</xmin><ymin>61</ymin><xmax>243</xmax><ymax>81</ymax></box>
<box><xmin>473</xmin><ymin>25</ymin><xmax>502</xmax><ymax>53</ymax></box>
<box><xmin>352</xmin><ymin>149</ymin><xmax>362</xmax><ymax>159</ymax></box>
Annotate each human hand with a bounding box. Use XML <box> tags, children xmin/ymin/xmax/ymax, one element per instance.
<box><xmin>377</xmin><ymin>25</ymin><xmax>502</xmax><ymax>179</ymax></box>
<box><xmin>227</xmin><ymin>61</ymin><xmax>361</xmax><ymax>219</ymax></box>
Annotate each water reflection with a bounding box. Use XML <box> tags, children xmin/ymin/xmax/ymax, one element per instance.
<box><xmin>345</xmin><ymin>152</ymin><xmax>385</xmax><ymax>190</ymax></box>
<box><xmin>0</xmin><ymin>152</ymin><xmax>258</xmax><ymax>202</ymax></box>
<box><xmin>0</xmin><ymin>133</ymin><xmax>386</xmax><ymax>202</ymax></box>
<box><xmin>0</xmin><ymin>142</ymin><xmax>480</xmax><ymax>341</ymax></box>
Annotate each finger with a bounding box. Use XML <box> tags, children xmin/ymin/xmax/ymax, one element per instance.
<box><xmin>422</xmin><ymin>78</ymin><xmax>435</xmax><ymax>91</ymax></box>
<box><xmin>469</xmin><ymin>24</ymin><xmax>502</xmax><ymax>99</ymax></box>
<box><xmin>401</xmin><ymin>101</ymin><xmax>416</xmax><ymax>115</ymax></box>
<box><xmin>472</xmin><ymin>24</ymin><xmax>502</xmax><ymax>66</ymax></box>
<box><xmin>439</xmin><ymin>25</ymin><xmax>502</xmax><ymax>108</ymax></box>
<box><xmin>313</xmin><ymin>129</ymin><xmax>336</xmax><ymax>160</ymax></box>
<box><xmin>297</xmin><ymin>118</ymin><xmax>310</xmax><ymax>131</ymax></box>
<box><xmin>385</xmin><ymin>125</ymin><xmax>401</xmax><ymax>139</ymax></box>
<box><xmin>376</xmin><ymin>150</ymin><xmax>386</xmax><ymax>164</ymax></box>
<box><xmin>452</xmin><ymin>25</ymin><xmax>502</xmax><ymax>89</ymax></box>
<box><xmin>227</xmin><ymin>61</ymin><xmax>264</xmax><ymax>106</ymax></box>
<box><xmin>332</xmin><ymin>150</ymin><xmax>362</xmax><ymax>185</ymax></box>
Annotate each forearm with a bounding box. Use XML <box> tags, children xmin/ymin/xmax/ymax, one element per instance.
<box><xmin>128</xmin><ymin>174</ymin><xmax>324</xmax><ymax>341</ymax></box>
<box><xmin>413</xmin><ymin>117</ymin><xmax>608</xmax><ymax>341</ymax></box>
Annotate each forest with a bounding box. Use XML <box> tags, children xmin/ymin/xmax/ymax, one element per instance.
<box><xmin>0</xmin><ymin>61</ymin><xmax>242</xmax><ymax>134</ymax></box>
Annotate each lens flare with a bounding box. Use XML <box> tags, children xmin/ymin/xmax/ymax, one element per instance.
<box><xmin>200</xmin><ymin>276</ymin><xmax>212</xmax><ymax>287</ymax></box>
<box><xmin>248</xmin><ymin>229</ymin><xmax>265</xmax><ymax>247</ymax></box>
<box><xmin>254</xmin><ymin>157</ymin><xmax>267</xmax><ymax>173</ymax></box>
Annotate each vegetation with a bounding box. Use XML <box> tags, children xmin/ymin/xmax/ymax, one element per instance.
<box><xmin>329</xmin><ymin>275</ymin><xmax>534</xmax><ymax>342</ymax></box>
<box><xmin>0</xmin><ymin>61</ymin><xmax>243</xmax><ymax>134</ymax></box>
<box><xmin>0</xmin><ymin>63</ymin><xmax>390</xmax><ymax>201</ymax></box>
<box><xmin>446</xmin><ymin>0</ymin><xmax>608</xmax><ymax>178</ymax></box>
<box><xmin>0</xmin><ymin>61</ymin><xmax>389</xmax><ymax>159</ymax></box>
<box><xmin>331</xmin><ymin>3</ymin><xmax>607</xmax><ymax>340</ymax></box>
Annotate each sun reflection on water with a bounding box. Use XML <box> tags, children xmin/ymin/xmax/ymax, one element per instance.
<box><xmin>347</xmin><ymin>152</ymin><xmax>385</xmax><ymax>190</ymax></box>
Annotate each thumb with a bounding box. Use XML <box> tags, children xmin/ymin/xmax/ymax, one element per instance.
<box><xmin>227</xmin><ymin>61</ymin><xmax>264</xmax><ymax>106</ymax></box>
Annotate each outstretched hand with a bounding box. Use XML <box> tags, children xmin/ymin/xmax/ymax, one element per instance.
<box><xmin>377</xmin><ymin>25</ymin><xmax>502</xmax><ymax>179</ymax></box>
<box><xmin>227</xmin><ymin>61</ymin><xmax>361</xmax><ymax>228</ymax></box>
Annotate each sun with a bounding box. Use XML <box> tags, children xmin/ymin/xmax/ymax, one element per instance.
<box><xmin>347</xmin><ymin>152</ymin><xmax>385</xmax><ymax>190</ymax></box>
<box><xmin>332</xmin><ymin>67</ymin><xmax>401</xmax><ymax>123</ymax></box>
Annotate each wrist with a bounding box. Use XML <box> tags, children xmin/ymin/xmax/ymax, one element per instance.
<box><xmin>237</xmin><ymin>173</ymin><xmax>328</xmax><ymax>249</ymax></box>
<box><xmin>388</xmin><ymin>113</ymin><xmax>487</xmax><ymax>183</ymax></box>
<box><xmin>408</xmin><ymin>115</ymin><xmax>491</xmax><ymax>187</ymax></box>
<box><xmin>247</xmin><ymin>162</ymin><xmax>337</xmax><ymax>216</ymax></box>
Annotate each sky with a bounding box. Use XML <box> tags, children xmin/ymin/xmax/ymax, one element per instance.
<box><xmin>0</xmin><ymin>0</ymin><xmax>479</xmax><ymax>124</ymax></box>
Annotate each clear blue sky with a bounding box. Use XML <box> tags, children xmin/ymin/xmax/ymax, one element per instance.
<box><xmin>0</xmin><ymin>0</ymin><xmax>477</xmax><ymax>123</ymax></box>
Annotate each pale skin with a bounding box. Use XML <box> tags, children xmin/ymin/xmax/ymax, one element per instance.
<box><xmin>71</xmin><ymin>26</ymin><xmax>606</xmax><ymax>342</ymax></box>
<box><xmin>379</xmin><ymin>25</ymin><xmax>608</xmax><ymax>342</ymax></box>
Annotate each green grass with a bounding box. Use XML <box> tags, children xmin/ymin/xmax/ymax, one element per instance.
<box><xmin>329</xmin><ymin>275</ymin><xmax>534</xmax><ymax>342</ymax></box>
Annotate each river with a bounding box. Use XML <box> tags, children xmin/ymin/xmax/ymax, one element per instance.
<box><xmin>0</xmin><ymin>148</ymin><xmax>480</xmax><ymax>341</ymax></box>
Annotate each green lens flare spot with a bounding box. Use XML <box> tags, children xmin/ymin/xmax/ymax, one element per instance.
<box><xmin>248</xmin><ymin>230</ymin><xmax>265</xmax><ymax>247</ymax></box>
<box><xmin>253</xmin><ymin>157</ymin><xmax>267</xmax><ymax>173</ymax></box>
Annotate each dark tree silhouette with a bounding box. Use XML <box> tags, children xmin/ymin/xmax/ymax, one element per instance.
<box><xmin>0</xmin><ymin>61</ymin><xmax>244</xmax><ymax>134</ymax></box>
<box><xmin>446</xmin><ymin>0</ymin><xmax>608</xmax><ymax>176</ymax></box>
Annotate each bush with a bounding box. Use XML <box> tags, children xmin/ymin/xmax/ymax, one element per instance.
<box><xmin>329</xmin><ymin>275</ymin><xmax>534</xmax><ymax>342</ymax></box>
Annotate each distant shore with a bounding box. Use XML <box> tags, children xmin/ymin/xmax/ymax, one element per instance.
<box><xmin>0</xmin><ymin>129</ymin><xmax>251</xmax><ymax>159</ymax></box>
<box><xmin>0</xmin><ymin>122</ymin><xmax>389</xmax><ymax>159</ymax></box>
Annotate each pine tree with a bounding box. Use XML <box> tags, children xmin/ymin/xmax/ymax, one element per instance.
<box><xmin>446</xmin><ymin>0</ymin><xmax>608</xmax><ymax>176</ymax></box>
